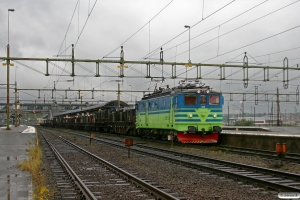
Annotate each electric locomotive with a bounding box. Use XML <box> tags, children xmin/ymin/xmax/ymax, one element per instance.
<box><xmin>136</xmin><ymin>80</ymin><xmax>223</xmax><ymax>143</ymax></box>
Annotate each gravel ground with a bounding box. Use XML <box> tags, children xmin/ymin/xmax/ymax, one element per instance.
<box><xmin>160</xmin><ymin>145</ymin><xmax>300</xmax><ymax>175</ymax></box>
<box><xmin>95</xmin><ymin>132</ymin><xmax>300</xmax><ymax>175</ymax></box>
<box><xmin>51</xmin><ymin>131</ymin><xmax>280</xmax><ymax>200</ymax></box>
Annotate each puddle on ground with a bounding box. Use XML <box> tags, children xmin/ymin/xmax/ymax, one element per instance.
<box><xmin>0</xmin><ymin>156</ymin><xmax>27</xmax><ymax>161</ymax></box>
<box><xmin>0</xmin><ymin>174</ymin><xmax>30</xmax><ymax>179</ymax></box>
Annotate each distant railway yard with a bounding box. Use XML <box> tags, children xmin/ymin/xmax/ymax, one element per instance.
<box><xmin>37</xmin><ymin>127</ymin><xmax>300</xmax><ymax>199</ymax></box>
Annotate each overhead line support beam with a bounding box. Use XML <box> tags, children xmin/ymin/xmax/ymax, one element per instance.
<box><xmin>2</xmin><ymin>57</ymin><xmax>300</xmax><ymax>70</ymax></box>
<box><xmin>243</xmin><ymin>53</ymin><xmax>249</xmax><ymax>88</ymax></box>
<box><xmin>71</xmin><ymin>44</ymin><xmax>75</xmax><ymax>77</ymax></box>
<box><xmin>95</xmin><ymin>61</ymin><xmax>100</xmax><ymax>77</ymax></box>
<box><xmin>197</xmin><ymin>65</ymin><xmax>202</xmax><ymax>79</ymax></box>
<box><xmin>171</xmin><ymin>64</ymin><xmax>176</xmax><ymax>79</ymax></box>
<box><xmin>45</xmin><ymin>59</ymin><xmax>49</xmax><ymax>76</ymax></box>
<box><xmin>283</xmin><ymin>57</ymin><xmax>289</xmax><ymax>89</ymax></box>
<box><xmin>146</xmin><ymin>63</ymin><xmax>151</xmax><ymax>78</ymax></box>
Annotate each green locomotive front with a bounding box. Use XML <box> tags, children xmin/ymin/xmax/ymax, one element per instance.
<box><xmin>136</xmin><ymin>80</ymin><xmax>223</xmax><ymax>143</ymax></box>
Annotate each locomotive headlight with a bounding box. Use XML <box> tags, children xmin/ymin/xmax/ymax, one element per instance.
<box><xmin>206</xmin><ymin>89</ymin><xmax>210</xmax><ymax>94</ymax></box>
<box><xmin>196</xmin><ymin>90</ymin><xmax>201</xmax><ymax>94</ymax></box>
<box><xmin>188</xmin><ymin>113</ymin><xmax>193</xmax><ymax>118</ymax></box>
<box><xmin>213</xmin><ymin>114</ymin><xmax>217</xmax><ymax>118</ymax></box>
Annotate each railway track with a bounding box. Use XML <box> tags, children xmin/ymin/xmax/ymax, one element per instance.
<box><xmin>61</xmin><ymin>128</ymin><xmax>300</xmax><ymax>164</ymax></box>
<box><xmin>94</xmin><ymin>130</ymin><xmax>300</xmax><ymax>164</ymax></box>
<box><xmin>39</xmin><ymin>129</ymin><xmax>185</xmax><ymax>200</ymax></box>
<box><xmin>219</xmin><ymin>145</ymin><xmax>300</xmax><ymax>164</ymax></box>
<box><xmin>40</xmin><ymin>131</ymin><xmax>96</xmax><ymax>199</ymax></box>
<box><xmin>40</xmin><ymin>131</ymin><xmax>82</xmax><ymax>199</ymax></box>
<box><xmin>133</xmin><ymin>145</ymin><xmax>300</xmax><ymax>192</ymax></box>
<box><xmin>56</xmin><ymin>129</ymin><xmax>300</xmax><ymax>192</ymax></box>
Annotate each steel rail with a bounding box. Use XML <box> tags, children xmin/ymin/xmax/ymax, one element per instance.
<box><xmin>75</xmin><ymin>131</ymin><xmax>300</xmax><ymax>192</ymax></box>
<box><xmin>48</xmin><ymin>129</ymin><xmax>300</xmax><ymax>192</ymax></box>
<box><xmin>135</xmin><ymin>144</ymin><xmax>300</xmax><ymax>180</ymax></box>
<box><xmin>44</xmin><ymin>129</ymin><xmax>182</xmax><ymax>200</ymax></box>
<box><xmin>133</xmin><ymin>145</ymin><xmax>300</xmax><ymax>192</ymax></box>
<box><xmin>39</xmin><ymin>131</ymin><xmax>97</xmax><ymax>200</ymax></box>
<box><xmin>219</xmin><ymin>145</ymin><xmax>300</xmax><ymax>163</ymax></box>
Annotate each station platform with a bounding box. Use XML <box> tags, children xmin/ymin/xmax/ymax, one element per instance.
<box><xmin>0</xmin><ymin>125</ymin><xmax>36</xmax><ymax>200</ymax></box>
<box><xmin>220</xmin><ymin>126</ymin><xmax>300</xmax><ymax>153</ymax></box>
<box><xmin>222</xmin><ymin>126</ymin><xmax>300</xmax><ymax>136</ymax></box>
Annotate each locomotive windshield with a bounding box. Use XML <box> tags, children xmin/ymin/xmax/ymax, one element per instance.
<box><xmin>200</xmin><ymin>95</ymin><xmax>206</xmax><ymax>105</ymax></box>
<box><xmin>184</xmin><ymin>95</ymin><xmax>197</xmax><ymax>105</ymax></box>
<box><xmin>209</xmin><ymin>95</ymin><xmax>220</xmax><ymax>105</ymax></box>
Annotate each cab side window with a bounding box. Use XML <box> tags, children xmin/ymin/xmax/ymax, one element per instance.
<box><xmin>209</xmin><ymin>95</ymin><xmax>220</xmax><ymax>105</ymax></box>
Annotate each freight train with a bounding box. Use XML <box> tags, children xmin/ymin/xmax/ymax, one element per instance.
<box><xmin>41</xmin><ymin>80</ymin><xmax>224</xmax><ymax>143</ymax></box>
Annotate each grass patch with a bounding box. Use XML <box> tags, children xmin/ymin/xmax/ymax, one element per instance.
<box><xmin>18</xmin><ymin>141</ymin><xmax>52</xmax><ymax>200</ymax></box>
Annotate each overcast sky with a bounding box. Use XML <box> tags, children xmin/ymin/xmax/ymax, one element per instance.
<box><xmin>0</xmin><ymin>0</ymin><xmax>299</xmax><ymax>114</ymax></box>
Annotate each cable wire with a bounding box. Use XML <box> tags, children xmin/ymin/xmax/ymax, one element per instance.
<box><xmin>103</xmin><ymin>0</ymin><xmax>174</xmax><ymax>58</ymax></box>
<box><xmin>201</xmin><ymin>25</ymin><xmax>300</xmax><ymax>63</ymax></box>
<box><xmin>56</xmin><ymin>0</ymin><xmax>80</xmax><ymax>56</ymax></box>
<box><xmin>144</xmin><ymin>0</ymin><xmax>236</xmax><ymax>60</ymax></box>
<box><xmin>74</xmin><ymin>0</ymin><xmax>98</xmax><ymax>47</ymax></box>
<box><xmin>164</xmin><ymin>0</ymin><xmax>299</xmax><ymax>62</ymax></box>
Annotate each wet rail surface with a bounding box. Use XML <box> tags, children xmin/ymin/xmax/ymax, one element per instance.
<box><xmin>39</xmin><ymin>129</ymin><xmax>185</xmax><ymax>200</ymax></box>
<box><xmin>56</xmin><ymin>129</ymin><xmax>300</xmax><ymax>193</ymax></box>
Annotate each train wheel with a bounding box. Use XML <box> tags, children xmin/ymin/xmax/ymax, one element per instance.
<box><xmin>109</xmin><ymin>128</ymin><xmax>114</xmax><ymax>134</ymax></box>
<box><xmin>130</xmin><ymin>129</ymin><xmax>136</xmax><ymax>136</ymax></box>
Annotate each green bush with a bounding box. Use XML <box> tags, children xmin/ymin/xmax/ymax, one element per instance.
<box><xmin>234</xmin><ymin>119</ymin><xmax>254</xmax><ymax>126</ymax></box>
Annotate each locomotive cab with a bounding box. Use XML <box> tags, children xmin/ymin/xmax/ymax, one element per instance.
<box><xmin>174</xmin><ymin>90</ymin><xmax>223</xmax><ymax>143</ymax></box>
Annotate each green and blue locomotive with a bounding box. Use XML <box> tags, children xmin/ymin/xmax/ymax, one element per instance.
<box><xmin>136</xmin><ymin>80</ymin><xmax>223</xmax><ymax>143</ymax></box>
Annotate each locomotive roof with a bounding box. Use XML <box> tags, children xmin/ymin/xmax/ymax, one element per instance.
<box><xmin>141</xmin><ymin>85</ymin><xmax>221</xmax><ymax>100</ymax></box>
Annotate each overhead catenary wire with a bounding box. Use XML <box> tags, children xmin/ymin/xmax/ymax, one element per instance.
<box><xmin>78</xmin><ymin>0</ymin><xmax>80</xmax><ymax>39</ymax></box>
<box><xmin>144</xmin><ymin>0</ymin><xmax>237</xmax><ymax>60</ymax></box>
<box><xmin>76</xmin><ymin>0</ymin><xmax>174</xmax><ymax>97</ymax></box>
<box><xmin>44</xmin><ymin>0</ymin><xmax>80</xmax><ymax>92</ymax></box>
<box><xmin>201</xmin><ymin>25</ymin><xmax>300</xmax><ymax>64</ymax></box>
<box><xmin>47</xmin><ymin>0</ymin><xmax>98</xmax><ymax>93</ymax></box>
<box><xmin>74</xmin><ymin>0</ymin><xmax>98</xmax><ymax>47</ymax></box>
<box><xmin>56</xmin><ymin>0</ymin><xmax>80</xmax><ymax>56</ymax></box>
<box><xmin>180</xmin><ymin>24</ymin><xmax>299</xmax><ymax>90</ymax></box>
<box><xmin>152</xmin><ymin>1</ymin><xmax>298</xmax><ymax>88</ymax></box>
<box><xmin>202</xmin><ymin>0</ymin><xmax>205</xmax><ymax>20</ymax></box>
<box><xmin>163</xmin><ymin>0</ymin><xmax>299</xmax><ymax>62</ymax></box>
<box><xmin>233</xmin><ymin>46</ymin><xmax>300</xmax><ymax>61</ymax></box>
<box><xmin>246</xmin><ymin>53</ymin><xmax>262</xmax><ymax>65</ymax></box>
<box><xmin>69</xmin><ymin>1</ymin><xmax>238</xmax><ymax>89</ymax></box>
<box><xmin>16</xmin><ymin>1</ymin><xmax>299</xmax><ymax>103</ymax></box>
<box><xmin>69</xmin><ymin>0</ymin><xmax>162</xmax><ymax>96</ymax></box>
<box><xmin>103</xmin><ymin>0</ymin><xmax>174</xmax><ymax>58</ymax></box>
<box><xmin>125</xmin><ymin>0</ymin><xmax>237</xmax><ymax>78</ymax></box>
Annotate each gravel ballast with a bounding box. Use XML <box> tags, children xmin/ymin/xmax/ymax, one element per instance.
<box><xmin>44</xmin><ymin>131</ymin><xmax>281</xmax><ymax>200</ymax></box>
